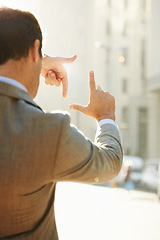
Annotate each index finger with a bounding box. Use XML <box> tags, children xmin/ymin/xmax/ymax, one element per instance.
<box><xmin>62</xmin><ymin>76</ymin><xmax>68</xmax><ymax>98</ymax></box>
<box><xmin>58</xmin><ymin>55</ymin><xmax>77</xmax><ymax>64</ymax></box>
<box><xmin>89</xmin><ymin>70</ymin><xmax>96</xmax><ymax>93</ymax></box>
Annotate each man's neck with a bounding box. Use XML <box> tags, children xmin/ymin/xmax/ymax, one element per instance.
<box><xmin>0</xmin><ymin>76</ymin><xmax>28</xmax><ymax>93</ymax></box>
<box><xmin>0</xmin><ymin>59</ymin><xmax>30</xmax><ymax>91</ymax></box>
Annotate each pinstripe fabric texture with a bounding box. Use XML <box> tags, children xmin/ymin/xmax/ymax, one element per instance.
<box><xmin>0</xmin><ymin>82</ymin><xmax>123</xmax><ymax>239</ymax></box>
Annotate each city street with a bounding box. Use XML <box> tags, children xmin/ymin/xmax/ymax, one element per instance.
<box><xmin>55</xmin><ymin>182</ymin><xmax>160</xmax><ymax>240</ymax></box>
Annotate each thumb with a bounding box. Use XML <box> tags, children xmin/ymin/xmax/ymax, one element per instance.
<box><xmin>69</xmin><ymin>104</ymin><xmax>87</xmax><ymax>114</ymax></box>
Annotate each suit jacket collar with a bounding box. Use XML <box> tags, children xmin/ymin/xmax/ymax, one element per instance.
<box><xmin>0</xmin><ymin>82</ymin><xmax>41</xmax><ymax>110</ymax></box>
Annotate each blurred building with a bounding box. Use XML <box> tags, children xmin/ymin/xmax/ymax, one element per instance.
<box><xmin>147</xmin><ymin>0</ymin><xmax>160</xmax><ymax>159</ymax></box>
<box><xmin>94</xmin><ymin>0</ymin><xmax>160</xmax><ymax>160</ymax></box>
<box><xmin>94</xmin><ymin>0</ymin><xmax>150</xmax><ymax>159</ymax></box>
<box><xmin>34</xmin><ymin>0</ymin><xmax>159</xmax><ymax>160</ymax></box>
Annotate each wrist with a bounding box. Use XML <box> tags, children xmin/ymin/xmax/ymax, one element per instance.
<box><xmin>96</xmin><ymin>113</ymin><xmax>115</xmax><ymax>122</ymax></box>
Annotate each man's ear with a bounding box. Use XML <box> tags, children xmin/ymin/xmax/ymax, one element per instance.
<box><xmin>29</xmin><ymin>39</ymin><xmax>40</xmax><ymax>63</ymax></box>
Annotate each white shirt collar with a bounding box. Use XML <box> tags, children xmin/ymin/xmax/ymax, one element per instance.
<box><xmin>0</xmin><ymin>76</ymin><xmax>28</xmax><ymax>93</ymax></box>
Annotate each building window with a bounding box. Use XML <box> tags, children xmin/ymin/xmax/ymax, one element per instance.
<box><xmin>122</xmin><ymin>22</ymin><xmax>127</xmax><ymax>36</ymax></box>
<box><xmin>122</xmin><ymin>78</ymin><xmax>128</xmax><ymax>93</ymax></box>
<box><xmin>138</xmin><ymin>107</ymin><xmax>147</xmax><ymax>159</ymax></box>
<box><xmin>122</xmin><ymin>106</ymin><xmax>129</xmax><ymax>123</ymax></box>
<box><xmin>142</xmin><ymin>0</ymin><xmax>146</xmax><ymax>11</ymax></box>
<box><xmin>108</xmin><ymin>0</ymin><xmax>111</xmax><ymax>8</ymax></box>
<box><xmin>141</xmin><ymin>39</ymin><xmax>146</xmax><ymax>86</ymax></box>
<box><xmin>106</xmin><ymin>20</ymin><xmax>111</xmax><ymax>35</ymax></box>
<box><xmin>124</xmin><ymin>0</ymin><xmax>128</xmax><ymax>9</ymax></box>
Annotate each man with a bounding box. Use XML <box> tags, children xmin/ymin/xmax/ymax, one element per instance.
<box><xmin>0</xmin><ymin>7</ymin><xmax>123</xmax><ymax>240</ymax></box>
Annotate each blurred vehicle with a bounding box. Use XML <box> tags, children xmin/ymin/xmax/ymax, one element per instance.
<box><xmin>113</xmin><ymin>155</ymin><xmax>144</xmax><ymax>187</ymax></box>
<box><xmin>157</xmin><ymin>161</ymin><xmax>160</xmax><ymax>200</ymax></box>
<box><xmin>140</xmin><ymin>159</ymin><xmax>159</xmax><ymax>192</ymax></box>
<box><xmin>123</xmin><ymin>155</ymin><xmax>144</xmax><ymax>184</ymax></box>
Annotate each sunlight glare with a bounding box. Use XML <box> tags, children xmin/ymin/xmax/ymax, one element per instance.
<box><xmin>0</xmin><ymin>0</ymin><xmax>45</xmax><ymax>48</ymax></box>
<box><xmin>0</xmin><ymin>0</ymin><xmax>33</xmax><ymax>11</ymax></box>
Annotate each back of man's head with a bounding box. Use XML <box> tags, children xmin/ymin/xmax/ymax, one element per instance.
<box><xmin>0</xmin><ymin>7</ymin><xmax>42</xmax><ymax>65</ymax></box>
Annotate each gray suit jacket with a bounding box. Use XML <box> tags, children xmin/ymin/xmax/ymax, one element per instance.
<box><xmin>0</xmin><ymin>82</ymin><xmax>123</xmax><ymax>239</ymax></box>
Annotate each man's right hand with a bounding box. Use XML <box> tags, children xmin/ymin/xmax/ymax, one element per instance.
<box><xmin>41</xmin><ymin>55</ymin><xmax>77</xmax><ymax>98</ymax></box>
<box><xmin>69</xmin><ymin>70</ymin><xmax>115</xmax><ymax>122</ymax></box>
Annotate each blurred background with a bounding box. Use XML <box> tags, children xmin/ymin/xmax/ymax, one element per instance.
<box><xmin>1</xmin><ymin>0</ymin><xmax>160</xmax><ymax>194</ymax></box>
<box><xmin>1</xmin><ymin>0</ymin><xmax>160</xmax><ymax>187</ymax></box>
<box><xmin>1</xmin><ymin>0</ymin><xmax>160</xmax><ymax>239</ymax></box>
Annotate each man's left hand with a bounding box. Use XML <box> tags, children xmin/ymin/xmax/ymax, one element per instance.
<box><xmin>41</xmin><ymin>55</ymin><xmax>77</xmax><ymax>98</ymax></box>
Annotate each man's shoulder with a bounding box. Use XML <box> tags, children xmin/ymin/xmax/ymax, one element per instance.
<box><xmin>43</xmin><ymin>110</ymin><xmax>69</xmax><ymax>121</ymax></box>
<box><xmin>44</xmin><ymin>110</ymin><xmax>71</xmax><ymax>128</ymax></box>
<box><xmin>14</xmin><ymin>98</ymin><xmax>71</xmax><ymax>130</ymax></box>
<box><xmin>19</xmin><ymin>98</ymin><xmax>70</xmax><ymax>121</ymax></box>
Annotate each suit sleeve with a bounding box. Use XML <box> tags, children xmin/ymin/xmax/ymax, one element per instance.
<box><xmin>53</xmin><ymin>114</ymin><xmax>123</xmax><ymax>184</ymax></box>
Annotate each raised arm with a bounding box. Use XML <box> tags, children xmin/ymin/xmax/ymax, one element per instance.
<box><xmin>52</xmin><ymin>71</ymin><xmax>123</xmax><ymax>183</ymax></box>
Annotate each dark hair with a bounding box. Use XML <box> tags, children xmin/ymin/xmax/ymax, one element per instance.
<box><xmin>0</xmin><ymin>7</ymin><xmax>42</xmax><ymax>65</ymax></box>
